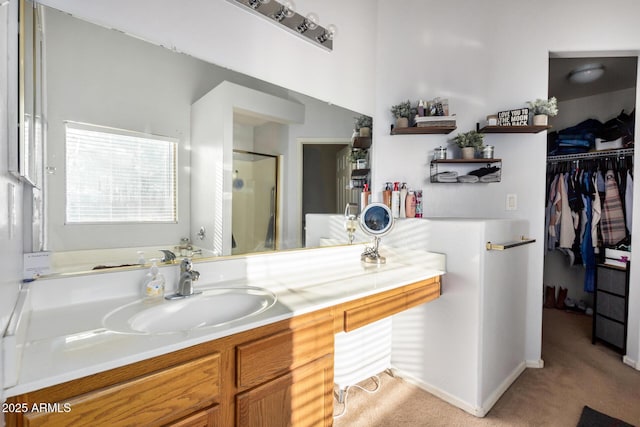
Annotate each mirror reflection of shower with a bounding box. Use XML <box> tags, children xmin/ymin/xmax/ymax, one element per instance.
<box><xmin>232</xmin><ymin>150</ymin><xmax>278</xmax><ymax>255</ymax></box>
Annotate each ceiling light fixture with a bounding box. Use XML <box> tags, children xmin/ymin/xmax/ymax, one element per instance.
<box><xmin>226</xmin><ymin>0</ymin><xmax>335</xmax><ymax>51</ymax></box>
<box><xmin>568</xmin><ymin>63</ymin><xmax>605</xmax><ymax>84</ymax></box>
<box><xmin>296</xmin><ymin>12</ymin><xmax>319</xmax><ymax>33</ymax></box>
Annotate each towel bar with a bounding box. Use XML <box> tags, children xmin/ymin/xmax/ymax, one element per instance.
<box><xmin>486</xmin><ymin>236</ymin><xmax>536</xmax><ymax>251</ymax></box>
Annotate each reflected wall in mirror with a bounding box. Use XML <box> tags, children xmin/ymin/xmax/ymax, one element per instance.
<box><xmin>30</xmin><ymin>2</ymin><xmax>371</xmax><ymax>276</ymax></box>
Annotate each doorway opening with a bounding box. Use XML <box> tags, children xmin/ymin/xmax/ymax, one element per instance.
<box><xmin>300</xmin><ymin>141</ymin><xmax>357</xmax><ymax>246</ymax></box>
<box><xmin>544</xmin><ymin>53</ymin><xmax>637</xmax><ymax>357</ymax></box>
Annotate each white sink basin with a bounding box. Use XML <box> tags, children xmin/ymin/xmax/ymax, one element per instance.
<box><xmin>103</xmin><ymin>287</ymin><xmax>277</xmax><ymax>334</ymax></box>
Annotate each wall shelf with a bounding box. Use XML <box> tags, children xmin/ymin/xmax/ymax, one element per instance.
<box><xmin>430</xmin><ymin>159</ymin><xmax>502</xmax><ymax>183</ymax></box>
<box><xmin>352</xmin><ymin>136</ymin><xmax>371</xmax><ymax>149</ymax></box>
<box><xmin>431</xmin><ymin>158</ymin><xmax>502</xmax><ymax>164</ymax></box>
<box><xmin>391</xmin><ymin>125</ymin><xmax>456</xmax><ymax>135</ymax></box>
<box><xmin>476</xmin><ymin>124</ymin><xmax>551</xmax><ymax>134</ymax></box>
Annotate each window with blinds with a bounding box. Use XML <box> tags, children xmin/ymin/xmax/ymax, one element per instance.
<box><xmin>65</xmin><ymin>122</ymin><xmax>177</xmax><ymax>224</ymax></box>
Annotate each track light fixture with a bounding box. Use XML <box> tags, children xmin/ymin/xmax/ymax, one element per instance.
<box><xmin>227</xmin><ymin>0</ymin><xmax>336</xmax><ymax>51</ymax></box>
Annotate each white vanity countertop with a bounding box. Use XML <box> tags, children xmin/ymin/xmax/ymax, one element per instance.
<box><xmin>4</xmin><ymin>244</ymin><xmax>445</xmax><ymax>397</ymax></box>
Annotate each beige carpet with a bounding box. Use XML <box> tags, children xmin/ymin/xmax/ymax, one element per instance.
<box><xmin>334</xmin><ymin>308</ymin><xmax>640</xmax><ymax>426</ymax></box>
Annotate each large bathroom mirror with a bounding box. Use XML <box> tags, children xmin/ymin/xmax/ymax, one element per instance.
<box><xmin>25</xmin><ymin>1</ymin><xmax>370</xmax><ymax>276</ymax></box>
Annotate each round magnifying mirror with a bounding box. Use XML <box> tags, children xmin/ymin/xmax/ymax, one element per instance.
<box><xmin>359</xmin><ymin>203</ymin><xmax>393</xmax><ymax>264</ymax></box>
<box><xmin>360</xmin><ymin>203</ymin><xmax>393</xmax><ymax>237</ymax></box>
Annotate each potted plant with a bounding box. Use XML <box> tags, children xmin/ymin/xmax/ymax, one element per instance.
<box><xmin>527</xmin><ymin>97</ymin><xmax>558</xmax><ymax>126</ymax></box>
<box><xmin>355</xmin><ymin>115</ymin><xmax>372</xmax><ymax>137</ymax></box>
<box><xmin>450</xmin><ymin>130</ymin><xmax>484</xmax><ymax>159</ymax></box>
<box><xmin>390</xmin><ymin>100</ymin><xmax>412</xmax><ymax>128</ymax></box>
<box><xmin>348</xmin><ymin>148</ymin><xmax>368</xmax><ymax>168</ymax></box>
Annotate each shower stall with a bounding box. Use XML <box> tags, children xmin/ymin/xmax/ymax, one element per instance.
<box><xmin>231</xmin><ymin>150</ymin><xmax>278</xmax><ymax>255</ymax></box>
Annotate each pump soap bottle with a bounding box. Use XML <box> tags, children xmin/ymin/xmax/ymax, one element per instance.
<box><xmin>143</xmin><ymin>260</ymin><xmax>165</xmax><ymax>299</ymax></box>
<box><xmin>361</xmin><ymin>184</ymin><xmax>371</xmax><ymax>212</ymax></box>
<box><xmin>391</xmin><ymin>182</ymin><xmax>400</xmax><ymax>218</ymax></box>
<box><xmin>382</xmin><ymin>182</ymin><xmax>392</xmax><ymax>208</ymax></box>
<box><xmin>400</xmin><ymin>183</ymin><xmax>408</xmax><ymax>218</ymax></box>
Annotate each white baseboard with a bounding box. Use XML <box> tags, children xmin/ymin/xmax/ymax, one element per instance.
<box><xmin>480</xmin><ymin>361</ymin><xmax>527</xmax><ymax>416</ymax></box>
<box><xmin>623</xmin><ymin>355</ymin><xmax>638</xmax><ymax>370</ymax></box>
<box><xmin>389</xmin><ymin>367</ymin><xmax>483</xmax><ymax>417</ymax></box>
<box><xmin>390</xmin><ymin>361</ymin><xmax>527</xmax><ymax>418</ymax></box>
<box><xmin>526</xmin><ymin>359</ymin><xmax>544</xmax><ymax>368</ymax></box>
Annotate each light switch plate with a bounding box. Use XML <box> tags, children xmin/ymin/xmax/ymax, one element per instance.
<box><xmin>506</xmin><ymin>193</ymin><xmax>517</xmax><ymax>211</ymax></box>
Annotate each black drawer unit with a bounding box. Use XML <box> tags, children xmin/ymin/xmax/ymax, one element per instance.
<box><xmin>592</xmin><ymin>263</ymin><xmax>630</xmax><ymax>354</ymax></box>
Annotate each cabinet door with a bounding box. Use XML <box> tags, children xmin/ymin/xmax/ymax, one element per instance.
<box><xmin>236</xmin><ymin>355</ymin><xmax>333</xmax><ymax>427</ymax></box>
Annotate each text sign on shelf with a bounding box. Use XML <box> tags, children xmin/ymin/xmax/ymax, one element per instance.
<box><xmin>497</xmin><ymin>108</ymin><xmax>529</xmax><ymax>126</ymax></box>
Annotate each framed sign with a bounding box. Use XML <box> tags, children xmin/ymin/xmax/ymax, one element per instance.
<box><xmin>497</xmin><ymin>108</ymin><xmax>529</xmax><ymax>126</ymax></box>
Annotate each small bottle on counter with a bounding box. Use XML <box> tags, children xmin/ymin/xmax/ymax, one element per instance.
<box><xmin>142</xmin><ymin>260</ymin><xmax>165</xmax><ymax>299</ymax></box>
<box><xmin>382</xmin><ymin>182</ymin><xmax>392</xmax><ymax>208</ymax></box>
<box><xmin>415</xmin><ymin>190</ymin><xmax>423</xmax><ymax>218</ymax></box>
<box><xmin>360</xmin><ymin>183</ymin><xmax>370</xmax><ymax>212</ymax></box>
<box><xmin>391</xmin><ymin>182</ymin><xmax>400</xmax><ymax>218</ymax></box>
<box><xmin>400</xmin><ymin>182</ymin><xmax>408</xmax><ymax>218</ymax></box>
<box><xmin>406</xmin><ymin>191</ymin><xmax>416</xmax><ymax>218</ymax></box>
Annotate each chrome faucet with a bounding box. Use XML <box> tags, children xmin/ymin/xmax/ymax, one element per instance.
<box><xmin>166</xmin><ymin>258</ymin><xmax>201</xmax><ymax>300</ymax></box>
<box><xmin>159</xmin><ymin>249</ymin><xmax>176</xmax><ymax>263</ymax></box>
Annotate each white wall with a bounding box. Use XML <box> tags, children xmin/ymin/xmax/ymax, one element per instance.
<box><xmin>36</xmin><ymin>0</ymin><xmax>377</xmax><ymax>117</ymax></box>
<box><xmin>373</xmin><ymin>0</ymin><xmax>640</xmax><ymax>366</ymax></box>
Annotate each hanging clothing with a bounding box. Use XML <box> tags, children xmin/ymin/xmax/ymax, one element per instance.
<box><xmin>547</xmin><ymin>174</ymin><xmax>560</xmax><ymax>251</ymax></box>
<box><xmin>581</xmin><ymin>172</ymin><xmax>595</xmax><ymax>293</ymax></box>
<box><xmin>601</xmin><ymin>169</ymin><xmax>627</xmax><ymax>246</ymax></box>
<box><xmin>559</xmin><ymin>174</ymin><xmax>576</xmax><ymax>249</ymax></box>
<box><xmin>625</xmin><ymin>170</ymin><xmax>633</xmax><ymax>235</ymax></box>
<box><xmin>591</xmin><ymin>174</ymin><xmax>601</xmax><ymax>248</ymax></box>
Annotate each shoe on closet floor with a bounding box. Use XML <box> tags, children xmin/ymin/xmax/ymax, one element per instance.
<box><xmin>564</xmin><ymin>297</ymin><xmax>576</xmax><ymax>309</ymax></box>
<box><xmin>556</xmin><ymin>287</ymin><xmax>567</xmax><ymax>310</ymax></box>
<box><xmin>544</xmin><ymin>285</ymin><xmax>556</xmax><ymax>308</ymax></box>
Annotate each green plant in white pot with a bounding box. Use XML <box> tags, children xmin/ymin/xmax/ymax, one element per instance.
<box><xmin>527</xmin><ymin>97</ymin><xmax>558</xmax><ymax>126</ymax></box>
<box><xmin>451</xmin><ymin>130</ymin><xmax>484</xmax><ymax>159</ymax></box>
<box><xmin>390</xmin><ymin>101</ymin><xmax>412</xmax><ymax>128</ymax></box>
<box><xmin>355</xmin><ymin>115</ymin><xmax>373</xmax><ymax>137</ymax></box>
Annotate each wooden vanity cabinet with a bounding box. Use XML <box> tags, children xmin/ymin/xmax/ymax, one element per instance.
<box><xmin>235</xmin><ymin>314</ymin><xmax>334</xmax><ymax>426</ymax></box>
<box><xmin>5</xmin><ymin>276</ymin><xmax>441</xmax><ymax>427</ymax></box>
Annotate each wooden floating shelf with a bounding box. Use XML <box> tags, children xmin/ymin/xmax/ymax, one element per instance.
<box><xmin>352</xmin><ymin>136</ymin><xmax>372</xmax><ymax>149</ymax></box>
<box><xmin>391</xmin><ymin>126</ymin><xmax>456</xmax><ymax>135</ymax></box>
<box><xmin>432</xmin><ymin>158</ymin><xmax>502</xmax><ymax>164</ymax></box>
<box><xmin>477</xmin><ymin>125</ymin><xmax>551</xmax><ymax>134</ymax></box>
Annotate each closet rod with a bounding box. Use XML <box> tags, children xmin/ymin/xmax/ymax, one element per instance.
<box><xmin>547</xmin><ymin>148</ymin><xmax>634</xmax><ymax>162</ymax></box>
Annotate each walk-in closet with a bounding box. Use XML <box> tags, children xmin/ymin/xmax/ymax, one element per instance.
<box><xmin>544</xmin><ymin>56</ymin><xmax>636</xmax><ymax>354</ymax></box>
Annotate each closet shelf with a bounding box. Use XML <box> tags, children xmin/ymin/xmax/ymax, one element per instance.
<box><xmin>476</xmin><ymin>124</ymin><xmax>551</xmax><ymax>134</ymax></box>
<box><xmin>547</xmin><ymin>148</ymin><xmax>634</xmax><ymax>162</ymax></box>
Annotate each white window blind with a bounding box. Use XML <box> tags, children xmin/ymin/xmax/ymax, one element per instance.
<box><xmin>65</xmin><ymin>122</ymin><xmax>177</xmax><ymax>223</ymax></box>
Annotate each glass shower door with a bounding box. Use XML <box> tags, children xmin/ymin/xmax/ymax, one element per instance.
<box><xmin>231</xmin><ymin>150</ymin><xmax>278</xmax><ymax>255</ymax></box>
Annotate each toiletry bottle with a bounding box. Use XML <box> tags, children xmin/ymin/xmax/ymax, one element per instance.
<box><xmin>391</xmin><ymin>182</ymin><xmax>400</xmax><ymax>218</ymax></box>
<box><xmin>406</xmin><ymin>190</ymin><xmax>416</xmax><ymax>218</ymax></box>
<box><xmin>143</xmin><ymin>260</ymin><xmax>165</xmax><ymax>299</ymax></box>
<box><xmin>415</xmin><ymin>190</ymin><xmax>423</xmax><ymax>218</ymax></box>
<box><xmin>400</xmin><ymin>182</ymin><xmax>408</xmax><ymax>218</ymax></box>
<box><xmin>382</xmin><ymin>182</ymin><xmax>392</xmax><ymax>208</ymax></box>
<box><xmin>361</xmin><ymin>183</ymin><xmax>370</xmax><ymax>212</ymax></box>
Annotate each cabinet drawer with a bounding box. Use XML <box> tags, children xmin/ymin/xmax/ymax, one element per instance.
<box><xmin>344</xmin><ymin>278</ymin><xmax>440</xmax><ymax>332</ymax></box>
<box><xmin>596</xmin><ymin>291</ymin><xmax>626</xmax><ymax>322</ymax></box>
<box><xmin>23</xmin><ymin>353</ymin><xmax>220</xmax><ymax>427</ymax></box>
<box><xmin>595</xmin><ymin>315</ymin><xmax>625</xmax><ymax>349</ymax></box>
<box><xmin>597</xmin><ymin>267</ymin><xmax>627</xmax><ymax>296</ymax></box>
<box><xmin>236</xmin><ymin>315</ymin><xmax>333</xmax><ymax>389</ymax></box>
<box><xmin>168</xmin><ymin>405</ymin><xmax>219</xmax><ymax>427</ymax></box>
